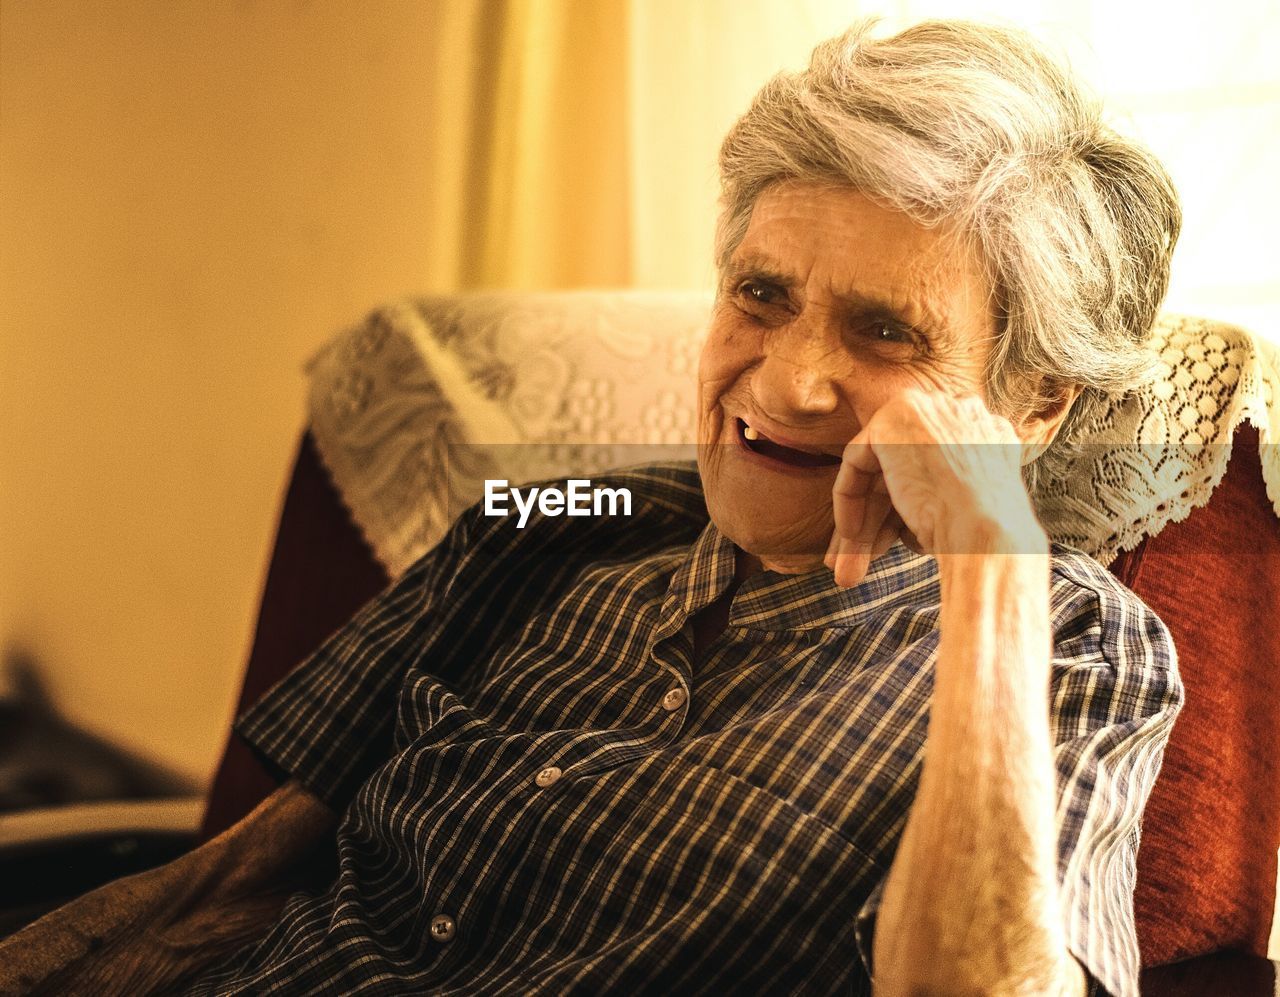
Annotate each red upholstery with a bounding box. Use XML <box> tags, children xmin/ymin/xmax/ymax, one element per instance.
<box><xmin>199</xmin><ymin>431</ymin><xmax>388</xmax><ymax>841</ymax></box>
<box><xmin>200</xmin><ymin>424</ymin><xmax>1280</xmax><ymax>976</ymax></box>
<box><xmin>1118</xmin><ymin>424</ymin><xmax>1280</xmax><ymax>964</ymax></box>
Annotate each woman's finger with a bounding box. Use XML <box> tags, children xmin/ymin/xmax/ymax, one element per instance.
<box><xmin>832</xmin><ymin>501</ymin><xmax>901</xmax><ymax>587</ymax></box>
<box><xmin>870</xmin><ymin>510</ymin><xmax>904</xmax><ymax>561</ymax></box>
<box><xmin>831</xmin><ymin>437</ymin><xmax>885</xmax><ymax>540</ymax></box>
<box><xmin>831</xmin><ymin>432</ymin><xmax>895</xmax><ymax>586</ymax></box>
<box><xmin>823</xmin><ymin>525</ymin><xmax>842</xmax><ymax>570</ymax></box>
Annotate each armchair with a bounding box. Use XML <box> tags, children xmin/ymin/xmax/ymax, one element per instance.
<box><xmin>202</xmin><ymin>292</ymin><xmax>1280</xmax><ymax>994</ymax></box>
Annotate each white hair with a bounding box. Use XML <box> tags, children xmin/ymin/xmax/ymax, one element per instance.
<box><xmin>715</xmin><ymin>19</ymin><xmax>1181</xmax><ymax>484</ymax></box>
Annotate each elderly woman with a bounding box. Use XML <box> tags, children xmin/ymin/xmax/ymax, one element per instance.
<box><xmin>1</xmin><ymin>19</ymin><xmax>1181</xmax><ymax>997</ymax></box>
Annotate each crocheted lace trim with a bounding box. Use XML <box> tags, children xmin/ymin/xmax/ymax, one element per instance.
<box><xmin>1032</xmin><ymin>315</ymin><xmax>1278</xmax><ymax>565</ymax></box>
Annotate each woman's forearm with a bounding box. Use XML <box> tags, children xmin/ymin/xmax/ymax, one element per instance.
<box><xmin>0</xmin><ymin>780</ymin><xmax>335</xmax><ymax>997</ymax></box>
<box><xmin>872</xmin><ymin>529</ymin><xmax>1085</xmax><ymax>996</ymax></box>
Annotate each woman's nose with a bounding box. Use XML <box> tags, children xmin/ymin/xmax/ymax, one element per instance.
<box><xmin>752</xmin><ymin>325</ymin><xmax>840</xmax><ymax>418</ymax></box>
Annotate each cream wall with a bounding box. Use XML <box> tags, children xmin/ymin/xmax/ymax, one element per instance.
<box><xmin>0</xmin><ymin>1</ymin><xmax>465</xmax><ymax>784</ymax></box>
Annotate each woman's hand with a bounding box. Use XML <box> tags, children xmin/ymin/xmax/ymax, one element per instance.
<box><xmin>0</xmin><ymin>781</ymin><xmax>335</xmax><ymax>996</ymax></box>
<box><xmin>825</xmin><ymin>388</ymin><xmax>1046</xmax><ymax>587</ymax></box>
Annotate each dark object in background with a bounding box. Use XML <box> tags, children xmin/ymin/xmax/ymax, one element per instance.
<box><xmin>0</xmin><ymin>649</ymin><xmax>199</xmax><ymax>938</ymax></box>
<box><xmin>0</xmin><ymin>648</ymin><xmax>194</xmax><ymax>813</ymax></box>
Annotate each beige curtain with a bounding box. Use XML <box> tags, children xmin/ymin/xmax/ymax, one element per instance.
<box><xmin>419</xmin><ymin>0</ymin><xmax>631</xmax><ymax>288</ymax></box>
<box><xmin>419</xmin><ymin>0</ymin><xmax>858</xmax><ymax>291</ymax></box>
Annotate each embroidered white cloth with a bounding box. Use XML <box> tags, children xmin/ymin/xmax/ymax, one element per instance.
<box><xmin>304</xmin><ymin>292</ymin><xmax>1280</xmax><ymax>577</ymax></box>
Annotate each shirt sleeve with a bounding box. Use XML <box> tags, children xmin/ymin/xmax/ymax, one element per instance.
<box><xmin>853</xmin><ymin>557</ymin><xmax>1183</xmax><ymax>997</ymax></box>
<box><xmin>232</xmin><ymin>506</ymin><xmax>478</xmax><ymax>814</ymax></box>
<box><xmin>1044</xmin><ymin>566</ymin><xmax>1182</xmax><ymax>997</ymax></box>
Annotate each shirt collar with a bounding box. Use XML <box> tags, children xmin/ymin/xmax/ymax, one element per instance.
<box><xmin>666</xmin><ymin>521</ymin><xmax>738</xmax><ymax>616</ymax></box>
<box><xmin>666</xmin><ymin>520</ymin><xmax>940</xmax><ymax>632</ymax></box>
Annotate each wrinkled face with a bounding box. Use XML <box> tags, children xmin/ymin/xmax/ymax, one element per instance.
<box><xmin>696</xmin><ymin>182</ymin><xmax>1002</xmax><ymax>572</ymax></box>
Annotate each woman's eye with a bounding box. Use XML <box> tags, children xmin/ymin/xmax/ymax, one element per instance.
<box><xmin>738</xmin><ymin>280</ymin><xmax>784</xmax><ymax>307</ymax></box>
<box><xmin>846</xmin><ymin>322</ymin><xmax>922</xmax><ymax>358</ymax></box>
<box><xmin>875</xmin><ymin>324</ymin><xmax>912</xmax><ymax>344</ymax></box>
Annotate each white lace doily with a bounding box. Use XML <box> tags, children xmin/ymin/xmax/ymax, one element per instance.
<box><xmin>305</xmin><ymin>293</ymin><xmax>707</xmax><ymax>577</ymax></box>
<box><xmin>304</xmin><ymin>294</ymin><xmax>1280</xmax><ymax>578</ymax></box>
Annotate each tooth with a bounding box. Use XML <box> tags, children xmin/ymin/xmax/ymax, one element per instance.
<box><xmin>743</xmin><ymin>425</ymin><xmax>760</xmax><ymax>441</ymax></box>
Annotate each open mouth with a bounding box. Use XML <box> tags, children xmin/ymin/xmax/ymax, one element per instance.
<box><xmin>736</xmin><ymin>418</ymin><xmax>842</xmax><ymax>469</ymax></box>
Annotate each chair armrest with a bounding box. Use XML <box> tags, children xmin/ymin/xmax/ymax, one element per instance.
<box><xmin>1140</xmin><ymin>948</ymin><xmax>1278</xmax><ymax>996</ymax></box>
<box><xmin>0</xmin><ymin>796</ymin><xmax>203</xmax><ymax>940</ymax></box>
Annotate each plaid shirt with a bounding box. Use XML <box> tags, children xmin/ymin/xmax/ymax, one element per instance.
<box><xmin>190</xmin><ymin>462</ymin><xmax>1181</xmax><ymax>997</ymax></box>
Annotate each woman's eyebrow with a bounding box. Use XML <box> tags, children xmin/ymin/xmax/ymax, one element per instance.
<box><xmin>721</xmin><ymin>258</ymin><xmax>798</xmax><ymax>292</ymax></box>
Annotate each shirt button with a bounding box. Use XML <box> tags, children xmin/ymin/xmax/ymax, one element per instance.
<box><xmin>534</xmin><ymin>765</ymin><xmax>562</xmax><ymax>788</ymax></box>
<box><xmin>429</xmin><ymin>914</ymin><xmax>456</xmax><ymax>942</ymax></box>
<box><xmin>661</xmin><ymin>687</ymin><xmax>687</xmax><ymax>711</ymax></box>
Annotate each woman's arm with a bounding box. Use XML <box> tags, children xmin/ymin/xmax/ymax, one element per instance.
<box><xmin>829</xmin><ymin>390</ymin><xmax>1086</xmax><ymax>996</ymax></box>
<box><xmin>871</xmin><ymin>534</ymin><xmax>1086</xmax><ymax>997</ymax></box>
<box><xmin>0</xmin><ymin>780</ymin><xmax>335</xmax><ymax>996</ymax></box>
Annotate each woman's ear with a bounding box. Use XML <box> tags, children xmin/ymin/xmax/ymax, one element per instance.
<box><xmin>1011</xmin><ymin>378</ymin><xmax>1082</xmax><ymax>450</ymax></box>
